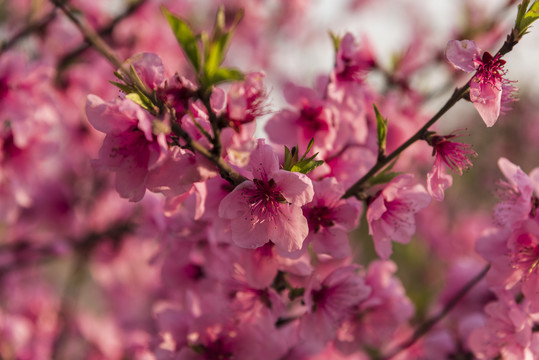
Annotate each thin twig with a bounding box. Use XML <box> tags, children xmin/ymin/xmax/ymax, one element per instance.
<box><xmin>0</xmin><ymin>10</ymin><xmax>57</xmax><ymax>54</ymax></box>
<box><xmin>381</xmin><ymin>264</ymin><xmax>491</xmax><ymax>360</ymax></box>
<box><xmin>50</xmin><ymin>0</ymin><xmax>123</xmax><ymax>69</ymax></box>
<box><xmin>342</xmin><ymin>28</ymin><xmax>521</xmax><ymax>199</ymax></box>
<box><xmin>57</xmin><ymin>0</ymin><xmax>147</xmax><ymax>70</ymax></box>
<box><xmin>50</xmin><ymin>0</ymin><xmax>247</xmax><ymax>187</ymax></box>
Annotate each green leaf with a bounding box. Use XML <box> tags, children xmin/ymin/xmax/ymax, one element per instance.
<box><xmin>205</xmin><ymin>67</ymin><xmax>244</xmax><ymax>86</ymax></box>
<box><xmin>289</xmin><ymin>158</ymin><xmax>324</xmax><ymax>174</ymax></box>
<box><xmin>329</xmin><ymin>31</ymin><xmax>342</xmax><ymax>54</ymax></box>
<box><xmin>281</xmin><ymin>138</ymin><xmax>324</xmax><ymax>174</ymax></box>
<box><xmin>284</xmin><ymin>146</ymin><xmax>293</xmax><ymax>170</ymax></box>
<box><xmin>521</xmin><ymin>0</ymin><xmax>539</xmax><ymax>33</ymax></box>
<box><xmin>204</xmin><ymin>33</ymin><xmax>233</xmax><ymax>78</ymax></box>
<box><xmin>203</xmin><ymin>7</ymin><xmax>244</xmax><ymax>83</ymax></box>
<box><xmin>373</xmin><ymin>104</ymin><xmax>388</xmax><ymax>158</ymax></box>
<box><xmin>367</xmin><ymin>171</ymin><xmax>401</xmax><ymax>186</ymax></box>
<box><xmin>162</xmin><ymin>6</ymin><xmax>201</xmax><ymax>72</ymax></box>
<box><xmin>126</xmin><ymin>93</ymin><xmax>152</xmax><ymax>111</ymax></box>
<box><xmin>109</xmin><ymin>81</ymin><xmax>133</xmax><ymax>94</ymax></box>
<box><xmin>515</xmin><ymin>0</ymin><xmax>531</xmax><ymax>32</ymax></box>
<box><xmin>367</xmin><ymin>158</ymin><xmax>400</xmax><ymax>186</ymax></box>
<box><xmin>129</xmin><ymin>64</ymin><xmax>149</xmax><ymax>93</ymax></box>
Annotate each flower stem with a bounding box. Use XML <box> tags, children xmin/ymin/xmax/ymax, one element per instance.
<box><xmin>342</xmin><ymin>83</ymin><xmax>470</xmax><ymax>199</ymax></box>
<box><xmin>343</xmin><ymin>26</ymin><xmax>522</xmax><ymax>199</ymax></box>
<box><xmin>50</xmin><ymin>0</ymin><xmax>247</xmax><ymax>187</ymax></box>
<box><xmin>380</xmin><ymin>264</ymin><xmax>491</xmax><ymax>360</ymax></box>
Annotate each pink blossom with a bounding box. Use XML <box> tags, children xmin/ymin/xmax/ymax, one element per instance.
<box><xmin>446</xmin><ymin>39</ymin><xmax>516</xmax><ymax>127</ymax></box>
<box><xmin>494</xmin><ymin>157</ymin><xmax>537</xmax><ymax>229</ymax></box>
<box><xmin>468</xmin><ymin>295</ymin><xmax>535</xmax><ymax>360</ymax></box>
<box><xmin>265</xmin><ymin>83</ymin><xmax>337</xmax><ymax>156</ymax></box>
<box><xmin>426</xmin><ymin>132</ymin><xmax>477</xmax><ymax>201</ymax></box>
<box><xmin>335</xmin><ymin>261</ymin><xmax>414</xmax><ymax>353</ymax></box>
<box><xmin>302</xmin><ymin>178</ymin><xmax>363</xmax><ymax>258</ymax></box>
<box><xmin>366</xmin><ymin>174</ymin><xmax>431</xmax><ymax>259</ymax></box>
<box><xmin>218</xmin><ymin>140</ymin><xmax>314</xmax><ymax>253</ymax></box>
<box><xmin>224</xmin><ymin>72</ymin><xmax>268</xmax><ymax>131</ymax></box>
<box><xmin>333</xmin><ymin>33</ymin><xmax>375</xmax><ymax>83</ymax></box>
<box><xmin>123</xmin><ymin>52</ymin><xmax>166</xmax><ymax>91</ymax></box>
<box><xmin>86</xmin><ymin>95</ymin><xmax>167</xmax><ymax>201</ymax></box>
<box><xmin>300</xmin><ymin>265</ymin><xmax>371</xmax><ymax>353</ymax></box>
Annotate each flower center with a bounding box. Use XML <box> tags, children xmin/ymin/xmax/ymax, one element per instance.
<box><xmin>474</xmin><ymin>52</ymin><xmax>506</xmax><ymax>88</ymax></box>
<box><xmin>247</xmin><ymin>178</ymin><xmax>287</xmax><ymax>222</ymax></box>
<box><xmin>299</xmin><ymin>105</ymin><xmax>327</xmax><ymax>132</ymax></box>
<box><xmin>511</xmin><ymin>233</ymin><xmax>539</xmax><ymax>277</ymax></box>
<box><xmin>0</xmin><ymin>76</ymin><xmax>9</xmax><ymax>101</ymax></box>
<box><xmin>306</xmin><ymin>206</ymin><xmax>335</xmax><ymax>233</ymax></box>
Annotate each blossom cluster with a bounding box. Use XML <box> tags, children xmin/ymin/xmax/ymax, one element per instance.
<box><xmin>1</xmin><ymin>0</ymin><xmax>539</xmax><ymax>359</ymax></box>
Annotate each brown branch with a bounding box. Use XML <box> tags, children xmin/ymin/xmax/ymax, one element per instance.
<box><xmin>0</xmin><ymin>220</ymin><xmax>133</xmax><ymax>279</ymax></box>
<box><xmin>0</xmin><ymin>9</ymin><xmax>57</xmax><ymax>54</ymax></box>
<box><xmin>380</xmin><ymin>264</ymin><xmax>491</xmax><ymax>360</ymax></box>
<box><xmin>342</xmin><ymin>26</ymin><xmax>523</xmax><ymax>199</ymax></box>
<box><xmin>50</xmin><ymin>0</ymin><xmax>247</xmax><ymax>188</ymax></box>
<box><xmin>57</xmin><ymin>0</ymin><xmax>148</xmax><ymax>70</ymax></box>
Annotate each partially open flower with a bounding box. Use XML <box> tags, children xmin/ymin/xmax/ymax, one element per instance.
<box><xmin>426</xmin><ymin>131</ymin><xmax>477</xmax><ymax>201</ymax></box>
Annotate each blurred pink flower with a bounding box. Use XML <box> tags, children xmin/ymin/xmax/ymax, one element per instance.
<box><xmin>469</xmin><ymin>294</ymin><xmax>535</xmax><ymax>360</ymax></box>
<box><xmin>366</xmin><ymin>174</ymin><xmax>431</xmax><ymax>259</ymax></box>
<box><xmin>302</xmin><ymin>177</ymin><xmax>363</xmax><ymax>258</ymax></box>
<box><xmin>300</xmin><ymin>265</ymin><xmax>371</xmax><ymax>352</ymax></box>
<box><xmin>224</xmin><ymin>72</ymin><xmax>268</xmax><ymax>131</ymax></box>
<box><xmin>86</xmin><ymin>95</ymin><xmax>167</xmax><ymax>201</ymax></box>
<box><xmin>265</xmin><ymin>83</ymin><xmax>337</xmax><ymax>156</ymax></box>
<box><xmin>427</xmin><ymin>133</ymin><xmax>477</xmax><ymax>201</ymax></box>
<box><xmin>494</xmin><ymin>157</ymin><xmax>538</xmax><ymax>229</ymax></box>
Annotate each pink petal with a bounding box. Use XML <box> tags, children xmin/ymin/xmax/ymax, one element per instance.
<box><xmin>218</xmin><ymin>181</ymin><xmax>255</xmax><ymax>219</ymax></box>
<box><xmin>269</xmin><ymin>205</ymin><xmax>309</xmax><ymax>252</ymax></box>
<box><xmin>498</xmin><ymin>157</ymin><xmax>532</xmax><ymax>195</ymax></box>
<box><xmin>470</xmin><ymin>80</ymin><xmax>502</xmax><ymax>127</ymax></box>
<box><xmin>272</xmin><ymin>170</ymin><xmax>314</xmax><ymax>206</ymax></box>
<box><xmin>311</xmin><ymin>227</ymin><xmax>351</xmax><ymax>258</ymax></box>
<box><xmin>427</xmin><ymin>161</ymin><xmax>453</xmax><ymax>201</ymax></box>
<box><xmin>265</xmin><ymin>109</ymin><xmax>300</xmax><ymax>147</ymax></box>
<box><xmin>370</xmin><ymin>220</ymin><xmax>394</xmax><ymax>260</ymax></box>
<box><xmin>86</xmin><ymin>95</ymin><xmax>135</xmax><ymax>134</ymax></box>
<box><xmin>446</xmin><ymin>40</ymin><xmax>480</xmax><ymax>73</ymax></box>
<box><xmin>366</xmin><ymin>195</ymin><xmax>387</xmax><ymax>223</ymax></box>
<box><xmin>529</xmin><ymin>168</ymin><xmax>539</xmax><ymax>196</ymax></box>
<box><xmin>122</xmin><ymin>52</ymin><xmax>165</xmax><ymax>90</ymax></box>
<box><xmin>248</xmin><ymin>139</ymin><xmax>280</xmax><ymax>177</ymax></box>
<box><xmin>115</xmin><ymin>164</ymin><xmax>147</xmax><ymax>202</ymax></box>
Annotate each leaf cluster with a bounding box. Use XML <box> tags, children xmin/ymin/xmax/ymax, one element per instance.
<box><xmin>515</xmin><ymin>0</ymin><xmax>539</xmax><ymax>37</ymax></box>
<box><xmin>282</xmin><ymin>138</ymin><xmax>324</xmax><ymax>175</ymax></box>
<box><xmin>162</xmin><ymin>6</ymin><xmax>244</xmax><ymax>92</ymax></box>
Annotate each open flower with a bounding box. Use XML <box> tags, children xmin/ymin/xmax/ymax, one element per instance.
<box><xmin>366</xmin><ymin>174</ymin><xmax>431</xmax><ymax>259</ymax></box>
<box><xmin>446</xmin><ymin>39</ymin><xmax>516</xmax><ymax>127</ymax></box>
<box><xmin>218</xmin><ymin>140</ymin><xmax>314</xmax><ymax>253</ymax></box>
<box><xmin>426</xmin><ymin>132</ymin><xmax>477</xmax><ymax>201</ymax></box>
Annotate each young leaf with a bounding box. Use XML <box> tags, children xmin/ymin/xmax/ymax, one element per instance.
<box><xmin>206</xmin><ymin>67</ymin><xmax>244</xmax><ymax>87</ymax></box>
<box><xmin>109</xmin><ymin>81</ymin><xmax>133</xmax><ymax>94</ymax></box>
<box><xmin>521</xmin><ymin>0</ymin><xmax>539</xmax><ymax>34</ymax></box>
<box><xmin>281</xmin><ymin>138</ymin><xmax>324</xmax><ymax>174</ymax></box>
<box><xmin>373</xmin><ymin>104</ymin><xmax>388</xmax><ymax>158</ymax></box>
<box><xmin>162</xmin><ymin>7</ymin><xmax>201</xmax><ymax>72</ymax></box>
<box><xmin>367</xmin><ymin>159</ymin><xmax>400</xmax><ymax>186</ymax></box>
<box><xmin>203</xmin><ymin>7</ymin><xmax>244</xmax><ymax>84</ymax></box>
<box><xmin>329</xmin><ymin>31</ymin><xmax>342</xmax><ymax>54</ymax></box>
<box><xmin>126</xmin><ymin>93</ymin><xmax>151</xmax><ymax>111</ymax></box>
